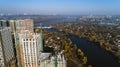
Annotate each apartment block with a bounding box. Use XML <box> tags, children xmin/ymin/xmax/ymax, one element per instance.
<box><xmin>9</xmin><ymin>19</ymin><xmax>34</xmax><ymax>33</ymax></box>
<box><xmin>18</xmin><ymin>30</ymin><xmax>42</xmax><ymax>67</ymax></box>
<box><xmin>0</xmin><ymin>27</ymin><xmax>15</xmax><ymax>67</ymax></box>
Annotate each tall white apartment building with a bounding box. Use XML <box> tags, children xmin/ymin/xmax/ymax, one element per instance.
<box><xmin>18</xmin><ymin>30</ymin><xmax>42</xmax><ymax>67</ymax></box>
<box><xmin>0</xmin><ymin>27</ymin><xmax>15</xmax><ymax>67</ymax></box>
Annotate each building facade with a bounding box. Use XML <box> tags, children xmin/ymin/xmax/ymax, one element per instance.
<box><xmin>9</xmin><ymin>19</ymin><xmax>34</xmax><ymax>33</ymax></box>
<box><xmin>0</xmin><ymin>20</ymin><xmax>9</xmax><ymax>28</ymax></box>
<box><xmin>39</xmin><ymin>53</ymin><xmax>67</xmax><ymax>67</ymax></box>
<box><xmin>18</xmin><ymin>30</ymin><xmax>42</xmax><ymax>67</ymax></box>
<box><xmin>0</xmin><ymin>27</ymin><xmax>15</xmax><ymax>67</ymax></box>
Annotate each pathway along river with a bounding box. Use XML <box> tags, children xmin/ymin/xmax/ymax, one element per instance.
<box><xmin>45</xmin><ymin>28</ymin><xmax>120</xmax><ymax>67</ymax></box>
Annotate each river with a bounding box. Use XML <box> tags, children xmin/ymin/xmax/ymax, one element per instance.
<box><xmin>67</xmin><ymin>35</ymin><xmax>120</xmax><ymax>67</ymax></box>
<box><xmin>34</xmin><ymin>20</ymin><xmax>120</xmax><ymax>67</ymax></box>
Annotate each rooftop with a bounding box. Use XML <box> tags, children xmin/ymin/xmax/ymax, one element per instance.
<box><xmin>19</xmin><ymin>30</ymin><xmax>39</xmax><ymax>39</ymax></box>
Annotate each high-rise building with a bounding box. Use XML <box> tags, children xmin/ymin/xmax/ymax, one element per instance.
<box><xmin>18</xmin><ymin>30</ymin><xmax>42</xmax><ymax>67</ymax></box>
<box><xmin>0</xmin><ymin>20</ymin><xmax>9</xmax><ymax>28</ymax></box>
<box><xmin>0</xmin><ymin>27</ymin><xmax>15</xmax><ymax>67</ymax></box>
<box><xmin>9</xmin><ymin>19</ymin><xmax>34</xmax><ymax>33</ymax></box>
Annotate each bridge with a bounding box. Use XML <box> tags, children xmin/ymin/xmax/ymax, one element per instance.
<box><xmin>34</xmin><ymin>26</ymin><xmax>52</xmax><ymax>29</ymax></box>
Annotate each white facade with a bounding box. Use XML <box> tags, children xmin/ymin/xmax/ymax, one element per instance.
<box><xmin>19</xmin><ymin>30</ymin><xmax>41</xmax><ymax>67</ymax></box>
<box><xmin>39</xmin><ymin>53</ymin><xmax>67</xmax><ymax>67</ymax></box>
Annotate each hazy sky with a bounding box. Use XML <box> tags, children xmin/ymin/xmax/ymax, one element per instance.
<box><xmin>0</xmin><ymin>0</ymin><xmax>120</xmax><ymax>15</ymax></box>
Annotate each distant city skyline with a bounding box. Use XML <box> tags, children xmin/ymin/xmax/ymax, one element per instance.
<box><xmin>0</xmin><ymin>0</ymin><xmax>120</xmax><ymax>15</ymax></box>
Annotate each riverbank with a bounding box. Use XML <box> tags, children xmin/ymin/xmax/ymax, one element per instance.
<box><xmin>46</xmin><ymin>28</ymin><xmax>120</xmax><ymax>67</ymax></box>
<box><xmin>55</xmin><ymin>27</ymin><xmax>120</xmax><ymax>63</ymax></box>
<box><xmin>35</xmin><ymin>28</ymin><xmax>89</xmax><ymax>67</ymax></box>
<box><xmin>34</xmin><ymin>20</ymin><xmax>120</xmax><ymax>67</ymax></box>
<box><xmin>51</xmin><ymin>22</ymin><xmax>120</xmax><ymax>64</ymax></box>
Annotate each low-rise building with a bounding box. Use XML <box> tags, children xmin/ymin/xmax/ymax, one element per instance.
<box><xmin>39</xmin><ymin>52</ymin><xmax>67</xmax><ymax>67</ymax></box>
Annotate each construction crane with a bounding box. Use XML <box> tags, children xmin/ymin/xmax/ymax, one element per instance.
<box><xmin>55</xmin><ymin>52</ymin><xmax>58</xmax><ymax>67</ymax></box>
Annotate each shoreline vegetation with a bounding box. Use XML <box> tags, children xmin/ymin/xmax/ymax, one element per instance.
<box><xmin>35</xmin><ymin>28</ymin><xmax>91</xmax><ymax>67</ymax></box>
<box><xmin>51</xmin><ymin>21</ymin><xmax>120</xmax><ymax>64</ymax></box>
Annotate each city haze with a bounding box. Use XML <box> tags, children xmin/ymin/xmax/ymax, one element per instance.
<box><xmin>0</xmin><ymin>0</ymin><xmax>120</xmax><ymax>15</ymax></box>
